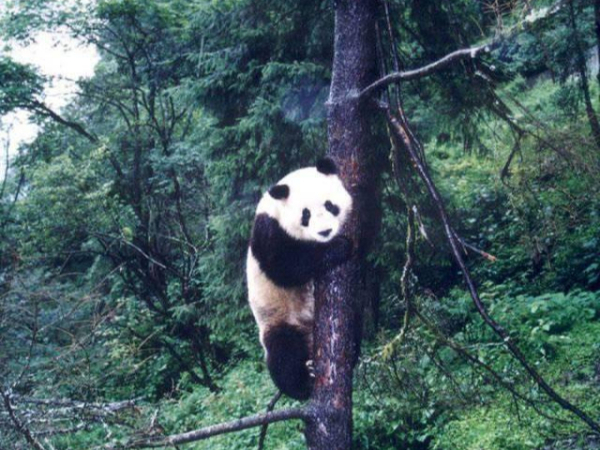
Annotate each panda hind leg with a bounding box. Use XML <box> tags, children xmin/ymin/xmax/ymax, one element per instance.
<box><xmin>263</xmin><ymin>324</ymin><xmax>311</xmax><ymax>401</ymax></box>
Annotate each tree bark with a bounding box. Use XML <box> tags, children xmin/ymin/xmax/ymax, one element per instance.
<box><xmin>305</xmin><ymin>1</ymin><xmax>378</xmax><ymax>449</ymax></box>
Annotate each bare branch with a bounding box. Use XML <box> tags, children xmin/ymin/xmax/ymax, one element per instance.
<box><xmin>122</xmin><ymin>407</ymin><xmax>308</xmax><ymax>448</ymax></box>
<box><xmin>12</xmin><ymin>395</ymin><xmax>139</xmax><ymax>414</ymax></box>
<box><xmin>0</xmin><ymin>125</ymin><xmax>11</xmax><ymax>200</ymax></box>
<box><xmin>359</xmin><ymin>45</ymin><xmax>489</xmax><ymax>99</ymax></box>
<box><xmin>1</xmin><ymin>390</ymin><xmax>48</xmax><ymax>450</ymax></box>
<box><xmin>361</xmin><ymin>0</ymin><xmax>568</xmax><ymax>102</ymax></box>
<box><xmin>257</xmin><ymin>391</ymin><xmax>282</xmax><ymax>450</ymax></box>
<box><xmin>92</xmin><ymin>232</ymin><xmax>168</xmax><ymax>270</ymax></box>
<box><xmin>500</xmin><ymin>130</ymin><xmax>524</xmax><ymax>180</ymax></box>
<box><xmin>12</xmin><ymin>298</ymin><xmax>39</xmax><ymax>388</ymax></box>
<box><xmin>31</xmin><ymin>101</ymin><xmax>98</xmax><ymax>144</ymax></box>
<box><xmin>1</xmin><ymin>394</ymin><xmax>140</xmax><ymax>442</ymax></box>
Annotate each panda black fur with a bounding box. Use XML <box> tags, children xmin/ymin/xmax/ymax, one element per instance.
<box><xmin>246</xmin><ymin>158</ymin><xmax>353</xmax><ymax>400</ymax></box>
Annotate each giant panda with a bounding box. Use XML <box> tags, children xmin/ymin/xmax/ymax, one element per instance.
<box><xmin>246</xmin><ymin>158</ymin><xmax>353</xmax><ymax>400</ymax></box>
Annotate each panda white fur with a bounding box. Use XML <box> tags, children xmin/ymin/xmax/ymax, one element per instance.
<box><xmin>246</xmin><ymin>158</ymin><xmax>353</xmax><ymax>400</ymax></box>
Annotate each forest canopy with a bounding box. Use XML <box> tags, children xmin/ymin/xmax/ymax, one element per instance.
<box><xmin>1</xmin><ymin>0</ymin><xmax>599</xmax><ymax>449</ymax></box>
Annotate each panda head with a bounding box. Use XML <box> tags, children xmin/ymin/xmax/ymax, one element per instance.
<box><xmin>260</xmin><ymin>158</ymin><xmax>352</xmax><ymax>243</ymax></box>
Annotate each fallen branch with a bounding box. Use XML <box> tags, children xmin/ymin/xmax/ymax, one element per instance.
<box><xmin>1</xmin><ymin>390</ymin><xmax>47</xmax><ymax>450</ymax></box>
<box><xmin>12</xmin><ymin>395</ymin><xmax>139</xmax><ymax>414</ymax></box>
<box><xmin>1</xmin><ymin>393</ymin><xmax>141</xmax><ymax>445</ymax></box>
<box><xmin>35</xmin><ymin>423</ymin><xmax>90</xmax><ymax>437</ymax></box>
<box><xmin>122</xmin><ymin>407</ymin><xmax>308</xmax><ymax>448</ymax></box>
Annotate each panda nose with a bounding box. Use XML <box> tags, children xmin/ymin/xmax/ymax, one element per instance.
<box><xmin>319</xmin><ymin>229</ymin><xmax>332</xmax><ymax>237</ymax></box>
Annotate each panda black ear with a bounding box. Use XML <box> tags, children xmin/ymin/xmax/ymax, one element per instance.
<box><xmin>269</xmin><ymin>184</ymin><xmax>290</xmax><ymax>200</ymax></box>
<box><xmin>316</xmin><ymin>157</ymin><xmax>337</xmax><ymax>175</ymax></box>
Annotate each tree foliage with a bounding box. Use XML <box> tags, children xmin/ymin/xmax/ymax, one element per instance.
<box><xmin>1</xmin><ymin>0</ymin><xmax>600</xmax><ymax>448</ymax></box>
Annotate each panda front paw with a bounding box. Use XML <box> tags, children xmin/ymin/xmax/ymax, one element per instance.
<box><xmin>326</xmin><ymin>235</ymin><xmax>353</xmax><ymax>268</ymax></box>
<box><xmin>306</xmin><ymin>359</ymin><xmax>316</xmax><ymax>378</ymax></box>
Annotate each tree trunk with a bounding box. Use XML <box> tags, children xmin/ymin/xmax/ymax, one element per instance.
<box><xmin>304</xmin><ymin>1</ymin><xmax>378</xmax><ymax>449</ymax></box>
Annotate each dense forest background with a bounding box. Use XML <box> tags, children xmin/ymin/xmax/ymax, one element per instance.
<box><xmin>1</xmin><ymin>0</ymin><xmax>600</xmax><ymax>448</ymax></box>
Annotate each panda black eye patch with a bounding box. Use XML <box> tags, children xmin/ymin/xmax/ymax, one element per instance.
<box><xmin>301</xmin><ymin>208</ymin><xmax>311</xmax><ymax>227</ymax></box>
<box><xmin>324</xmin><ymin>200</ymin><xmax>340</xmax><ymax>216</ymax></box>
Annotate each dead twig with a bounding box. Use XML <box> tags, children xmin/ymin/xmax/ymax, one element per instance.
<box><xmin>257</xmin><ymin>391</ymin><xmax>283</xmax><ymax>450</ymax></box>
